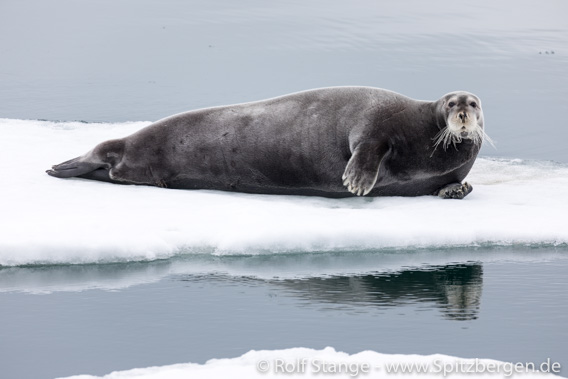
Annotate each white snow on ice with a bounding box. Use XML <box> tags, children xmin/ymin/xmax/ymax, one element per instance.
<box><xmin>59</xmin><ymin>347</ymin><xmax>562</xmax><ymax>379</ymax></box>
<box><xmin>1</xmin><ymin>118</ymin><xmax>567</xmax><ymax>267</ymax></box>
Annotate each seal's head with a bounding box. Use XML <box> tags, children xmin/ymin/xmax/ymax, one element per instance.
<box><xmin>433</xmin><ymin>91</ymin><xmax>492</xmax><ymax>153</ymax></box>
<box><xmin>444</xmin><ymin>91</ymin><xmax>484</xmax><ymax>137</ymax></box>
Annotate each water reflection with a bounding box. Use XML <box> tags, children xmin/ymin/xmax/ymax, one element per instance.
<box><xmin>2</xmin><ymin>254</ymin><xmax>566</xmax><ymax>379</ymax></box>
<box><xmin>271</xmin><ymin>264</ymin><xmax>483</xmax><ymax>321</ymax></box>
<box><xmin>3</xmin><ymin>246</ymin><xmax>559</xmax><ymax>305</ymax></box>
<box><xmin>0</xmin><ymin>259</ymin><xmax>482</xmax><ymax>319</ymax></box>
<box><xmin>0</xmin><ymin>261</ymin><xmax>173</xmax><ymax>294</ymax></box>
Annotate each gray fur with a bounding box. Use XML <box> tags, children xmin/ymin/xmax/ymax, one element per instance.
<box><xmin>47</xmin><ymin>87</ymin><xmax>484</xmax><ymax>199</ymax></box>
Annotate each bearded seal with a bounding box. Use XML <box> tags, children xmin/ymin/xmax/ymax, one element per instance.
<box><xmin>47</xmin><ymin>87</ymin><xmax>489</xmax><ymax>199</ymax></box>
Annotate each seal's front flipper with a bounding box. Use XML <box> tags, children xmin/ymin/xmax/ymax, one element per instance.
<box><xmin>437</xmin><ymin>182</ymin><xmax>473</xmax><ymax>199</ymax></box>
<box><xmin>342</xmin><ymin>141</ymin><xmax>388</xmax><ymax>196</ymax></box>
<box><xmin>46</xmin><ymin>157</ymin><xmax>105</xmax><ymax>178</ymax></box>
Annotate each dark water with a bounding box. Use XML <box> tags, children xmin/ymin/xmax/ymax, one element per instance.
<box><xmin>1</xmin><ymin>248</ymin><xmax>567</xmax><ymax>379</ymax></box>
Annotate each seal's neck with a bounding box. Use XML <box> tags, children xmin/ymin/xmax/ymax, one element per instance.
<box><xmin>431</xmin><ymin>102</ymin><xmax>447</xmax><ymax>130</ymax></box>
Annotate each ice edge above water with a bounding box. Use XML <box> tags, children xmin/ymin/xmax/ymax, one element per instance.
<box><xmin>59</xmin><ymin>347</ymin><xmax>564</xmax><ymax>379</ymax></box>
<box><xmin>1</xmin><ymin>118</ymin><xmax>568</xmax><ymax>267</ymax></box>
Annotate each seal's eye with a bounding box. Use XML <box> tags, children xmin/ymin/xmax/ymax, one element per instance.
<box><xmin>470</xmin><ymin>102</ymin><xmax>477</xmax><ymax>108</ymax></box>
<box><xmin>448</xmin><ymin>102</ymin><xmax>456</xmax><ymax>108</ymax></box>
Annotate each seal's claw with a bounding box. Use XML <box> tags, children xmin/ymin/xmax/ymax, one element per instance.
<box><xmin>342</xmin><ymin>166</ymin><xmax>375</xmax><ymax>196</ymax></box>
<box><xmin>437</xmin><ymin>182</ymin><xmax>473</xmax><ymax>199</ymax></box>
<box><xmin>342</xmin><ymin>141</ymin><xmax>386</xmax><ymax>196</ymax></box>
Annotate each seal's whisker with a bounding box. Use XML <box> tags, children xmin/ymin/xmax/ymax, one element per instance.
<box><xmin>431</xmin><ymin>127</ymin><xmax>456</xmax><ymax>156</ymax></box>
<box><xmin>469</xmin><ymin>124</ymin><xmax>495</xmax><ymax>149</ymax></box>
<box><xmin>481</xmin><ymin>128</ymin><xmax>496</xmax><ymax>148</ymax></box>
<box><xmin>431</xmin><ymin>128</ymin><xmax>446</xmax><ymax>153</ymax></box>
<box><xmin>432</xmin><ymin>120</ymin><xmax>494</xmax><ymax>158</ymax></box>
<box><xmin>452</xmin><ymin>138</ymin><xmax>460</xmax><ymax>150</ymax></box>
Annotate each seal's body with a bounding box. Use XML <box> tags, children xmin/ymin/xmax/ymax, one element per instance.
<box><xmin>47</xmin><ymin>87</ymin><xmax>487</xmax><ymax>199</ymax></box>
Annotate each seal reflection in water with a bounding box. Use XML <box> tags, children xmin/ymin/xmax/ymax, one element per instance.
<box><xmin>47</xmin><ymin>87</ymin><xmax>490</xmax><ymax>199</ymax></box>
<box><xmin>276</xmin><ymin>263</ymin><xmax>484</xmax><ymax>321</ymax></box>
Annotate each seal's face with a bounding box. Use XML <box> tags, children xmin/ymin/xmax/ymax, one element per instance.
<box><xmin>444</xmin><ymin>92</ymin><xmax>484</xmax><ymax>139</ymax></box>
<box><xmin>432</xmin><ymin>91</ymin><xmax>491</xmax><ymax>153</ymax></box>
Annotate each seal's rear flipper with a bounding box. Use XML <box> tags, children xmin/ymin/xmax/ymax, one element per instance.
<box><xmin>46</xmin><ymin>157</ymin><xmax>105</xmax><ymax>178</ymax></box>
